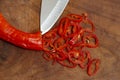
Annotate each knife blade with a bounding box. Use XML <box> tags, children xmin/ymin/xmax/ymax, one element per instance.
<box><xmin>40</xmin><ymin>0</ymin><xmax>69</xmax><ymax>34</ymax></box>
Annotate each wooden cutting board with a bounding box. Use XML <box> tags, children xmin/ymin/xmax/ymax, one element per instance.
<box><xmin>0</xmin><ymin>0</ymin><xmax>120</xmax><ymax>80</ymax></box>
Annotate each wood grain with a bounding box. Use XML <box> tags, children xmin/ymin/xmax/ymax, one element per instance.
<box><xmin>0</xmin><ymin>0</ymin><xmax>120</xmax><ymax>80</ymax></box>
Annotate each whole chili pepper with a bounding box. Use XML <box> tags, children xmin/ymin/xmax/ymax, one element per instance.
<box><xmin>0</xmin><ymin>13</ymin><xmax>42</xmax><ymax>50</ymax></box>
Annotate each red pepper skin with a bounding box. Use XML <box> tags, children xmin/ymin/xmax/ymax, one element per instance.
<box><xmin>0</xmin><ymin>13</ymin><xmax>42</xmax><ymax>50</ymax></box>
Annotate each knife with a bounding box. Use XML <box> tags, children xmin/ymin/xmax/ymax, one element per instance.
<box><xmin>40</xmin><ymin>0</ymin><xmax>69</xmax><ymax>34</ymax></box>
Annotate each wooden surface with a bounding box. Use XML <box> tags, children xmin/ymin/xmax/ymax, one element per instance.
<box><xmin>0</xmin><ymin>0</ymin><xmax>120</xmax><ymax>80</ymax></box>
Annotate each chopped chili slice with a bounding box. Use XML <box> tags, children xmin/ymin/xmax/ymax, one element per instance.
<box><xmin>87</xmin><ymin>59</ymin><xmax>100</xmax><ymax>76</ymax></box>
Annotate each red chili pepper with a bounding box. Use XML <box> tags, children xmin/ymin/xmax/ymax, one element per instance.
<box><xmin>0</xmin><ymin>13</ymin><xmax>100</xmax><ymax>76</ymax></box>
<box><xmin>0</xmin><ymin>13</ymin><xmax>42</xmax><ymax>50</ymax></box>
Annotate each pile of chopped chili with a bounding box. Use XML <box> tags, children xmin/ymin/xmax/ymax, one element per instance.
<box><xmin>42</xmin><ymin>13</ymin><xmax>100</xmax><ymax>76</ymax></box>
